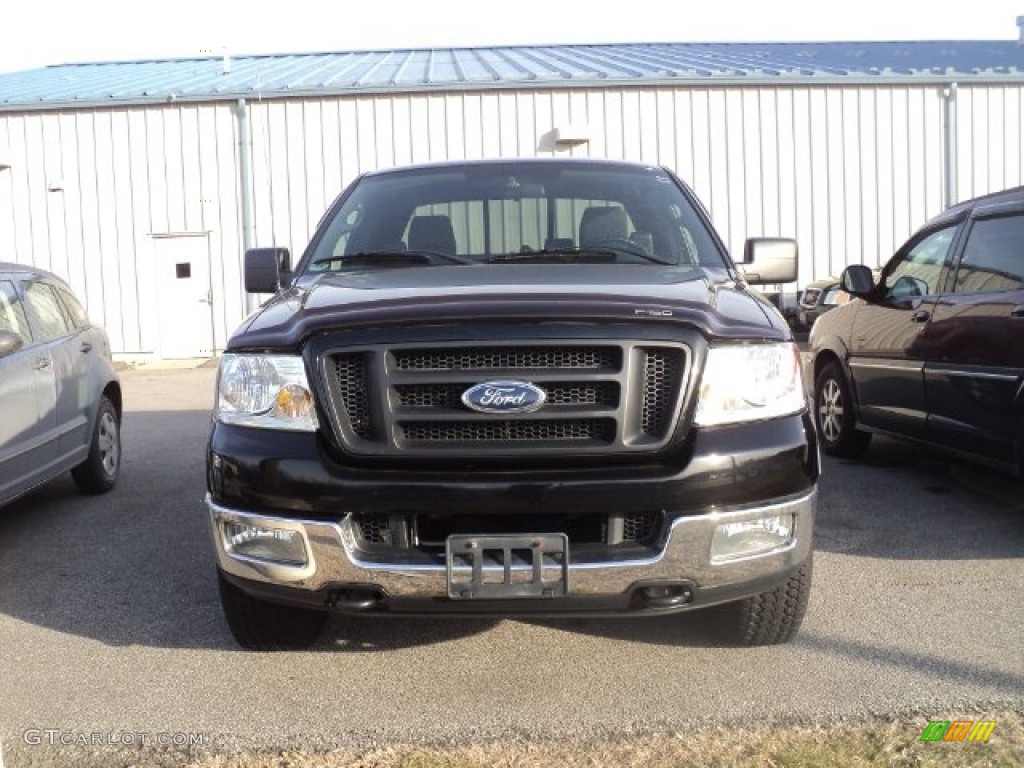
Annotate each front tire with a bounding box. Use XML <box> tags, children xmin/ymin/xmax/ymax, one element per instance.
<box><xmin>71</xmin><ymin>395</ymin><xmax>121</xmax><ymax>494</ymax></box>
<box><xmin>218</xmin><ymin>571</ymin><xmax>327</xmax><ymax>651</ymax></box>
<box><xmin>814</xmin><ymin>361</ymin><xmax>872</xmax><ymax>458</ymax></box>
<box><xmin>714</xmin><ymin>559</ymin><xmax>812</xmax><ymax>646</ymax></box>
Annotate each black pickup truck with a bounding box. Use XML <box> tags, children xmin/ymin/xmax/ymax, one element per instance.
<box><xmin>206</xmin><ymin>158</ymin><xmax>818</xmax><ymax>650</ymax></box>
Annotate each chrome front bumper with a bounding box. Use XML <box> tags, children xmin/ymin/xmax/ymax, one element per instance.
<box><xmin>208</xmin><ymin>488</ymin><xmax>815</xmax><ymax>602</ymax></box>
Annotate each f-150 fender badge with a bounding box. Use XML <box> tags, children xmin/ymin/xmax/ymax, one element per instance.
<box><xmin>462</xmin><ymin>381</ymin><xmax>547</xmax><ymax>414</ymax></box>
<box><xmin>634</xmin><ymin>308</ymin><xmax>673</xmax><ymax>317</ymax></box>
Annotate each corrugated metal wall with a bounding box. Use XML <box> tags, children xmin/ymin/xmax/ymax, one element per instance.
<box><xmin>247</xmin><ymin>84</ymin><xmax>1023</xmax><ymax>282</ymax></box>
<box><xmin>1</xmin><ymin>82</ymin><xmax>1022</xmax><ymax>356</ymax></box>
<box><xmin>0</xmin><ymin>103</ymin><xmax>246</xmax><ymax>355</ymax></box>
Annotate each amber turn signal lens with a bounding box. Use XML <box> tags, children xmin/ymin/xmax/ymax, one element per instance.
<box><xmin>275</xmin><ymin>384</ymin><xmax>314</xmax><ymax>419</ymax></box>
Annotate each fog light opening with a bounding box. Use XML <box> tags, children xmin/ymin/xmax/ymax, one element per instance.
<box><xmin>711</xmin><ymin>513</ymin><xmax>795</xmax><ymax>563</ymax></box>
<box><xmin>328</xmin><ymin>587</ymin><xmax>385</xmax><ymax>611</ymax></box>
<box><xmin>223</xmin><ymin>521</ymin><xmax>308</xmax><ymax>566</ymax></box>
<box><xmin>636</xmin><ymin>582</ymin><xmax>694</xmax><ymax>608</ymax></box>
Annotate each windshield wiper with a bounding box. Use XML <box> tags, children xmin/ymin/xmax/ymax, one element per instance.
<box><xmin>312</xmin><ymin>250</ymin><xmax>475</xmax><ymax>267</ymax></box>
<box><xmin>489</xmin><ymin>246</ymin><xmax>673</xmax><ymax>266</ymax></box>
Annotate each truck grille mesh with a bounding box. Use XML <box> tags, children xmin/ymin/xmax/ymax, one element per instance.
<box><xmin>353</xmin><ymin>513</ymin><xmax>391</xmax><ymax>544</ymax></box>
<box><xmin>332</xmin><ymin>354</ymin><xmax>373</xmax><ymax>438</ymax></box>
<box><xmin>323</xmin><ymin>340</ymin><xmax>688</xmax><ymax>457</ymax></box>
<box><xmin>393</xmin><ymin>346</ymin><xmax>618</xmax><ymax>371</ymax></box>
<box><xmin>641</xmin><ymin>349</ymin><xmax>683</xmax><ymax>438</ymax></box>
<box><xmin>352</xmin><ymin>511</ymin><xmax>661</xmax><ymax>548</ymax></box>
<box><xmin>400</xmin><ymin>419</ymin><xmax>614</xmax><ymax>443</ymax></box>
<box><xmin>623</xmin><ymin>511</ymin><xmax>659</xmax><ymax>543</ymax></box>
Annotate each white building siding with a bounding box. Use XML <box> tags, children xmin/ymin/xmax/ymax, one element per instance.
<box><xmin>0</xmin><ymin>81</ymin><xmax>1022</xmax><ymax>356</ymax></box>
<box><xmin>0</xmin><ymin>103</ymin><xmax>245</xmax><ymax>355</ymax></box>
<box><xmin>243</xmin><ymin>83</ymin><xmax>1020</xmax><ymax>284</ymax></box>
<box><xmin>958</xmin><ymin>84</ymin><xmax>1024</xmax><ymax>201</ymax></box>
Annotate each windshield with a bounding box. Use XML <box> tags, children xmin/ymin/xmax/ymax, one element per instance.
<box><xmin>302</xmin><ymin>162</ymin><xmax>727</xmax><ymax>273</ymax></box>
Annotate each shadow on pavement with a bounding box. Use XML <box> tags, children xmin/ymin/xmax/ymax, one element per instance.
<box><xmin>813</xmin><ymin>436</ymin><xmax>1024</xmax><ymax>560</ymax></box>
<box><xmin>0</xmin><ymin>409</ymin><xmax>493</xmax><ymax>652</ymax></box>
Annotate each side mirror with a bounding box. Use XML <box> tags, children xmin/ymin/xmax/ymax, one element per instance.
<box><xmin>741</xmin><ymin>237</ymin><xmax>798</xmax><ymax>284</ymax></box>
<box><xmin>841</xmin><ymin>265</ymin><xmax>875</xmax><ymax>297</ymax></box>
<box><xmin>244</xmin><ymin>248</ymin><xmax>292</xmax><ymax>294</ymax></box>
<box><xmin>0</xmin><ymin>328</ymin><xmax>25</xmax><ymax>359</ymax></box>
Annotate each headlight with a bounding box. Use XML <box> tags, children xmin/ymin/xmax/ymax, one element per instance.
<box><xmin>215</xmin><ymin>354</ymin><xmax>319</xmax><ymax>431</ymax></box>
<box><xmin>694</xmin><ymin>343</ymin><xmax>805</xmax><ymax>426</ymax></box>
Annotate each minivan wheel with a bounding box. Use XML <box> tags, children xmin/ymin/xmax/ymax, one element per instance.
<box><xmin>814</xmin><ymin>362</ymin><xmax>872</xmax><ymax>458</ymax></box>
<box><xmin>71</xmin><ymin>395</ymin><xmax>121</xmax><ymax>494</ymax></box>
<box><xmin>218</xmin><ymin>571</ymin><xmax>327</xmax><ymax>651</ymax></box>
<box><xmin>713</xmin><ymin>559</ymin><xmax>812</xmax><ymax>645</ymax></box>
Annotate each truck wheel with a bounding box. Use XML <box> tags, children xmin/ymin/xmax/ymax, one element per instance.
<box><xmin>714</xmin><ymin>559</ymin><xmax>812</xmax><ymax>646</ymax></box>
<box><xmin>71</xmin><ymin>396</ymin><xmax>121</xmax><ymax>494</ymax></box>
<box><xmin>814</xmin><ymin>362</ymin><xmax>871</xmax><ymax>458</ymax></box>
<box><xmin>217</xmin><ymin>571</ymin><xmax>327</xmax><ymax>651</ymax></box>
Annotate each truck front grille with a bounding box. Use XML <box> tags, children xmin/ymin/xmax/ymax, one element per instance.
<box><xmin>353</xmin><ymin>513</ymin><xmax>391</xmax><ymax>544</ymax></box>
<box><xmin>332</xmin><ymin>354</ymin><xmax>374</xmax><ymax>438</ymax></box>
<box><xmin>322</xmin><ymin>340</ymin><xmax>689</xmax><ymax>458</ymax></box>
<box><xmin>393</xmin><ymin>346</ymin><xmax>618</xmax><ymax>371</ymax></box>
<box><xmin>395</xmin><ymin>381</ymin><xmax>618</xmax><ymax>409</ymax></box>
<box><xmin>399</xmin><ymin>419</ymin><xmax>615</xmax><ymax>444</ymax></box>
<box><xmin>642</xmin><ymin>350</ymin><xmax>683</xmax><ymax>436</ymax></box>
<box><xmin>623</xmin><ymin>511</ymin><xmax>659</xmax><ymax>543</ymax></box>
<box><xmin>350</xmin><ymin>511</ymin><xmax>664</xmax><ymax>548</ymax></box>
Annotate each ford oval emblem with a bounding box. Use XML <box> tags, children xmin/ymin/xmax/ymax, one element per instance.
<box><xmin>461</xmin><ymin>380</ymin><xmax>547</xmax><ymax>414</ymax></box>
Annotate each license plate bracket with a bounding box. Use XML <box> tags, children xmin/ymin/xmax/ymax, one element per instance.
<box><xmin>446</xmin><ymin>533</ymin><xmax>569</xmax><ymax>599</ymax></box>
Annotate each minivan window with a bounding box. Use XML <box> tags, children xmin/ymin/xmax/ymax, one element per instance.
<box><xmin>954</xmin><ymin>214</ymin><xmax>1024</xmax><ymax>294</ymax></box>
<box><xmin>0</xmin><ymin>280</ymin><xmax>32</xmax><ymax>342</ymax></box>
<box><xmin>24</xmin><ymin>281</ymin><xmax>72</xmax><ymax>340</ymax></box>
<box><xmin>883</xmin><ymin>225</ymin><xmax>957</xmax><ymax>299</ymax></box>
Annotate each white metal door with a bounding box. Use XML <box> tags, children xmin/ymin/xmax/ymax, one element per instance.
<box><xmin>153</xmin><ymin>234</ymin><xmax>215</xmax><ymax>359</ymax></box>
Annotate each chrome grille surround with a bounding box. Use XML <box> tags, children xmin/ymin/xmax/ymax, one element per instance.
<box><xmin>320</xmin><ymin>341</ymin><xmax>690</xmax><ymax>457</ymax></box>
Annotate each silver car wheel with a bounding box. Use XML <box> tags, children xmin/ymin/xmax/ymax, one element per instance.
<box><xmin>818</xmin><ymin>378</ymin><xmax>843</xmax><ymax>443</ymax></box>
<box><xmin>97</xmin><ymin>410</ymin><xmax>119</xmax><ymax>477</ymax></box>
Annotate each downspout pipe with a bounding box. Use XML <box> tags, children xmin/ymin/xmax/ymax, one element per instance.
<box><xmin>235</xmin><ymin>98</ymin><xmax>257</xmax><ymax>313</ymax></box>
<box><xmin>943</xmin><ymin>82</ymin><xmax>958</xmax><ymax>210</ymax></box>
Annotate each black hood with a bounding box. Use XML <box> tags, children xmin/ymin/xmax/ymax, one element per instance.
<box><xmin>229</xmin><ymin>264</ymin><xmax>786</xmax><ymax>350</ymax></box>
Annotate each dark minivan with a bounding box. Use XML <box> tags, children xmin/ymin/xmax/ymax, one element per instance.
<box><xmin>808</xmin><ymin>186</ymin><xmax>1024</xmax><ymax>474</ymax></box>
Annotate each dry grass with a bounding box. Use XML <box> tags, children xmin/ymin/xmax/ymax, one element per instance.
<box><xmin>183</xmin><ymin>710</ymin><xmax>1024</xmax><ymax>768</ymax></box>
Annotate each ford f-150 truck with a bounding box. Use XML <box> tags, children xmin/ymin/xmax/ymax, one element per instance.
<box><xmin>206</xmin><ymin>158</ymin><xmax>818</xmax><ymax>650</ymax></box>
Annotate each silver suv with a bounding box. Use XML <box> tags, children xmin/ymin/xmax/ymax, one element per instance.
<box><xmin>0</xmin><ymin>263</ymin><xmax>122</xmax><ymax>507</ymax></box>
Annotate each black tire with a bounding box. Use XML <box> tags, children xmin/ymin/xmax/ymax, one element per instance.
<box><xmin>814</xmin><ymin>361</ymin><xmax>872</xmax><ymax>458</ymax></box>
<box><xmin>714</xmin><ymin>559</ymin><xmax>813</xmax><ymax>646</ymax></box>
<box><xmin>71</xmin><ymin>395</ymin><xmax>121</xmax><ymax>494</ymax></box>
<box><xmin>217</xmin><ymin>571</ymin><xmax>327</xmax><ymax>651</ymax></box>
